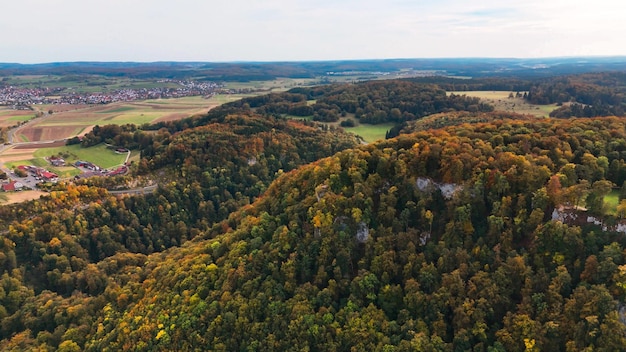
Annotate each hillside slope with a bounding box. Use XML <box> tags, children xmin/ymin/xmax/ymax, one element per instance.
<box><xmin>85</xmin><ymin>117</ymin><xmax>626</xmax><ymax>351</ymax></box>
<box><xmin>0</xmin><ymin>113</ymin><xmax>361</xmax><ymax>351</ymax></box>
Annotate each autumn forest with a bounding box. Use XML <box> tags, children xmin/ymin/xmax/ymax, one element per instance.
<box><xmin>1</xmin><ymin>69</ymin><xmax>626</xmax><ymax>351</ymax></box>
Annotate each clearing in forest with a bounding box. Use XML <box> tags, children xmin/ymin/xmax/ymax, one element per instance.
<box><xmin>449</xmin><ymin>91</ymin><xmax>558</xmax><ymax>117</ymax></box>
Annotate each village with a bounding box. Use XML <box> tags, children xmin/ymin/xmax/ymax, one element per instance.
<box><xmin>0</xmin><ymin>79</ymin><xmax>221</xmax><ymax>108</ymax></box>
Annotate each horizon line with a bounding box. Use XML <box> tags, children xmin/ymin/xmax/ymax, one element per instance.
<box><xmin>3</xmin><ymin>55</ymin><xmax>626</xmax><ymax>66</ymax></box>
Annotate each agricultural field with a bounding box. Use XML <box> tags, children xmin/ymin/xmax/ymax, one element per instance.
<box><xmin>449</xmin><ymin>91</ymin><xmax>558</xmax><ymax>117</ymax></box>
<box><xmin>222</xmin><ymin>78</ymin><xmax>319</xmax><ymax>92</ymax></box>
<box><xmin>13</xmin><ymin>96</ymin><xmax>221</xmax><ymax>142</ymax></box>
<box><xmin>221</xmin><ymin>75</ymin><xmax>410</xmax><ymax>93</ymax></box>
<box><xmin>202</xmin><ymin>93</ymin><xmax>259</xmax><ymax>107</ymax></box>
<box><xmin>0</xmin><ymin>146</ymin><xmax>40</xmax><ymax>165</ymax></box>
<box><xmin>2</xmin><ymin>75</ymin><xmax>182</xmax><ymax>94</ymax></box>
<box><xmin>0</xmin><ymin>108</ymin><xmax>36</xmax><ymax>128</ymax></box>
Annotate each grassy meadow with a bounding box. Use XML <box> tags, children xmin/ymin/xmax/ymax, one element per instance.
<box><xmin>4</xmin><ymin>144</ymin><xmax>127</xmax><ymax>177</ymax></box>
<box><xmin>344</xmin><ymin>123</ymin><xmax>396</xmax><ymax>143</ymax></box>
<box><xmin>449</xmin><ymin>91</ymin><xmax>558</xmax><ymax>117</ymax></box>
<box><xmin>604</xmin><ymin>189</ymin><xmax>621</xmax><ymax>215</ymax></box>
<box><xmin>34</xmin><ymin>144</ymin><xmax>127</xmax><ymax>169</ymax></box>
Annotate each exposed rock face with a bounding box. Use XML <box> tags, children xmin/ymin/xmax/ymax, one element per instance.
<box><xmin>419</xmin><ymin>232</ymin><xmax>431</xmax><ymax>246</ymax></box>
<box><xmin>416</xmin><ymin>177</ymin><xmax>461</xmax><ymax>200</ymax></box>
<box><xmin>552</xmin><ymin>206</ymin><xmax>626</xmax><ymax>233</ymax></box>
<box><xmin>551</xmin><ymin>207</ymin><xmax>579</xmax><ymax>222</ymax></box>
<box><xmin>356</xmin><ymin>222</ymin><xmax>370</xmax><ymax>243</ymax></box>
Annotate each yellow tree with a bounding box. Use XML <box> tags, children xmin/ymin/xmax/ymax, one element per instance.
<box><xmin>616</xmin><ymin>199</ymin><xmax>626</xmax><ymax>219</ymax></box>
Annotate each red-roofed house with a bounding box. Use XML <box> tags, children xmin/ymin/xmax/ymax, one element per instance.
<box><xmin>41</xmin><ymin>171</ymin><xmax>58</xmax><ymax>182</ymax></box>
<box><xmin>2</xmin><ymin>181</ymin><xmax>24</xmax><ymax>192</ymax></box>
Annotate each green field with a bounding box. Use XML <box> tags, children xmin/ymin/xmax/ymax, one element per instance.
<box><xmin>18</xmin><ymin>96</ymin><xmax>224</xmax><ymax>142</ymax></box>
<box><xmin>206</xmin><ymin>94</ymin><xmax>258</xmax><ymax>105</ymax></box>
<box><xmin>282</xmin><ymin>111</ymin><xmax>394</xmax><ymax>143</ymax></box>
<box><xmin>4</xmin><ymin>159</ymin><xmax>80</xmax><ymax>178</ymax></box>
<box><xmin>0</xmin><ymin>108</ymin><xmax>36</xmax><ymax>127</ymax></box>
<box><xmin>2</xmin><ymin>75</ymin><xmax>181</xmax><ymax>94</ymax></box>
<box><xmin>222</xmin><ymin>78</ymin><xmax>319</xmax><ymax>92</ymax></box>
<box><xmin>104</xmin><ymin>113</ymin><xmax>162</xmax><ymax>125</ymax></box>
<box><xmin>4</xmin><ymin>144</ymin><xmax>126</xmax><ymax>177</ymax></box>
<box><xmin>7</xmin><ymin>115</ymin><xmax>35</xmax><ymax>122</ymax></box>
<box><xmin>344</xmin><ymin>123</ymin><xmax>396</xmax><ymax>143</ymax></box>
<box><xmin>34</xmin><ymin>144</ymin><xmax>127</xmax><ymax>169</ymax></box>
<box><xmin>604</xmin><ymin>189</ymin><xmax>620</xmax><ymax>215</ymax></box>
<box><xmin>449</xmin><ymin>91</ymin><xmax>557</xmax><ymax>117</ymax></box>
<box><xmin>99</xmin><ymin>106</ymin><xmax>136</xmax><ymax>114</ymax></box>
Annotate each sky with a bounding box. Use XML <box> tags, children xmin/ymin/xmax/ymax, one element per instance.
<box><xmin>2</xmin><ymin>0</ymin><xmax>626</xmax><ymax>63</ymax></box>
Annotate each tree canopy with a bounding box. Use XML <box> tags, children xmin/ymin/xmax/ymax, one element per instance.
<box><xmin>0</xmin><ymin>79</ymin><xmax>626</xmax><ymax>350</ymax></box>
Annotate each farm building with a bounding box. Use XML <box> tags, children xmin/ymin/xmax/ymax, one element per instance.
<box><xmin>38</xmin><ymin>171</ymin><xmax>58</xmax><ymax>182</ymax></box>
<box><xmin>75</xmin><ymin>160</ymin><xmax>100</xmax><ymax>171</ymax></box>
<box><xmin>17</xmin><ymin>165</ymin><xmax>31</xmax><ymax>172</ymax></box>
<box><xmin>108</xmin><ymin>165</ymin><xmax>128</xmax><ymax>176</ymax></box>
<box><xmin>2</xmin><ymin>181</ymin><xmax>24</xmax><ymax>192</ymax></box>
<box><xmin>48</xmin><ymin>157</ymin><xmax>65</xmax><ymax>166</ymax></box>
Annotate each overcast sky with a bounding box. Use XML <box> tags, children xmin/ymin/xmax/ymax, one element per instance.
<box><xmin>2</xmin><ymin>0</ymin><xmax>626</xmax><ymax>63</ymax></box>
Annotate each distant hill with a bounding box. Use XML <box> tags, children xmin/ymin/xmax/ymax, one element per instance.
<box><xmin>226</xmin><ymin>80</ymin><xmax>493</xmax><ymax>124</ymax></box>
<box><xmin>3</xmin><ymin>57</ymin><xmax>626</xmax><ymax>80</ymax></box>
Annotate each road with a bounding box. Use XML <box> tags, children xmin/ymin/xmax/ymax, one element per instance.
<box><xmin>7</xmin><ymin>109</ymin><xmax>54</xmax><ymax>144</ymax></box>
<box><xmin>107</xmin><ymin>184</ymin><xmax>158</xmax><ymax>195</ymax></box>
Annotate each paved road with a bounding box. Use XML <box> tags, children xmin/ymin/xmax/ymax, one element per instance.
<box><xmin>107</xmin><ymin>184</ymin><xmax>158</xmax><ymax>196</ymax></box>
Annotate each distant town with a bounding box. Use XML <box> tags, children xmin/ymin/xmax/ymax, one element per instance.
<box><xmin>0</xmin><ymin>79</ymin><xmax>221</xmax><ymax>109</ymax></box>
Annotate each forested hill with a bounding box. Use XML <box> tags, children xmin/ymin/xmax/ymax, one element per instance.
<box><xmin>395</xmin><ymin>111</ymin><xmax>534</xmax><ymax>137</ymax></box>
<box><xmin>82</xmin><ymin>117</ymin><xmax>626</xmax><ymax>351</ymax></box>
<box><xmin>410</xmin><ymin>72</ymin><xmax>626</xmax><ymax>119</ymax></box>
<box><xmin>3</xmin><ymin>57</ymin><xmax>626</xmax><ymax>80</ymax></box>
<box><xmin>222</xmin><ymin>80</ymin><xmax>493</xmax><ymax>124</ymax></box>
<box><xmin>527</xmin><ymin>72</ymin><xmax>626</xmax><ymax>118</ymax></box>
<box><xmin>0</xmin><ymin>113</ymin><xmax>360</xmax><ymax>350</ymax></box>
